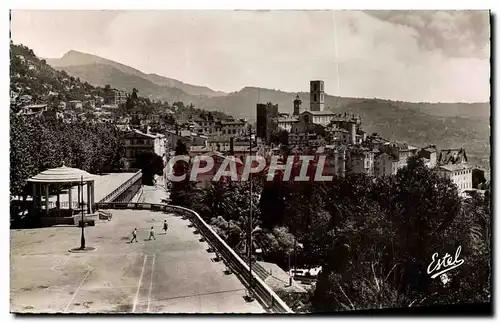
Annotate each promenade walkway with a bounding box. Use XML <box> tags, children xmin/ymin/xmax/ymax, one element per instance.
<box><xmin>11</xmin><ymin>184</ymin><xmax>265</xmax><ymax>313</ymax></box>
<box><xmin>133</xmin><ymin>175</ymin><xmax>170</xmax><ymax>204</ymax></box>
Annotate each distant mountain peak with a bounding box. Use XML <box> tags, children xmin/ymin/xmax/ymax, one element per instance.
<box><xmin>46</xmin><ymin>50</ymin><xmax>226</xmax><ymax>98</ymax></box>
<box><xmin>63</xmin><ymin>49</ymin><xmax>84</xmax><ymax>56</ymax></box>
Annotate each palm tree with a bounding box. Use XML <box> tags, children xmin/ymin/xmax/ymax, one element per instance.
<box><xmin>233</xmin><ymin>215</ymin><xmax>266</xmax><ymax>261</ymax></box>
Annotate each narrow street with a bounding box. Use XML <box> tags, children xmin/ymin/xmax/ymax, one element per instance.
<box><xmin>138</xmin><ymin>176</ymin><xmax>170</xmax><ymax>204</ymax></box>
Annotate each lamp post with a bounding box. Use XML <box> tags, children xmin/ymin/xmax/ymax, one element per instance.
<box><xmin>80</xmin><ymin>175</ymin><xmax>86</xmax><ymax>250</ymax></box>
<box><xmin>290</xmin><ymin>235</ymin><xmax>297</xmax><ymax>286</ymax></box>
<box><xmin>248</xmin><ymin>124</ymin><xmax>254</xmax><ymax>298</ymax></box>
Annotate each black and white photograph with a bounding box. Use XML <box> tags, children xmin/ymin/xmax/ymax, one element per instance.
<box><xmin>8</xmin><ymin>8</ymin><xmax>492</xmax><ymax>314</ymax></box>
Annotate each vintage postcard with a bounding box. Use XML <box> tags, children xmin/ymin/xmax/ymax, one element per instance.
<box><xmin>9</xmin><ymin>10</ymin><xmax>491</xmax><ymax>314</ymax></box>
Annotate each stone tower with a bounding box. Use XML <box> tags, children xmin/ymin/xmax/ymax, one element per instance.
<box><xmin>293</xmin><ymin>94</ymin><xmax>302</xmax><ymax>116</ymax></box>
<box><xmin>310</xmin><ymin>80</ymin><xmax>325</xmax><ymax>112</ymax></box>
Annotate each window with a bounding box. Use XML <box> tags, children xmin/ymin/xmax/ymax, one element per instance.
<box><xmin>314</xmin><ymin>94</ymin><xmax>317</xmax><ymax>102</ymax></box>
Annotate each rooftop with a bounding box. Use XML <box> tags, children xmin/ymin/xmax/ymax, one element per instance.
<box><xmin>201</xmin><ymin>151</ymin><xmax>244</xmax><ymax>165</ymax></box>
<box><xmin>439</xmin><ymin>163</ymin><xmax>473</xmax><ymax>172</ymax></box>
<box><xmin>208</xmin><ymin>136</ymin><xmax>251</xmax><ymax>143</ymax></box>
<box><xmin>302</xmin><ymin>111</ymin><xmax>360</xmax><ymax>119</ymax></box>
<box><xmin>277</xmin><ymin>117</ymin><xmax>298</xmax><ymax>122</ymax></box>
<box><xmin>423</xmin><ymin>147</ymin><xmax>437</xmax><ymax>153</ymax></box>
<box><xmin>190</xmin><ymin>146</ymin><xmax>211</xmax><ymax>153</ymax></box>
<box><xmin>220</xmin><ymin>120</ymin><xmax>246</xmax><ymax>125</ymax></box>
<box><xmin>21</xmin><ymin>104</ymin><xmax>47</xmax><ymax>109</ymax></box>
<box><xmin>28</xmin><ymin>164</ymin><xmax>94</xmax><ymax>183</ymax></box>
<box><xmin>233</xmin><ymin>146</ymin><xmax>251</xmax><ymax>152</ymax></box>
<box><xmin>438</xmin><ymin>148</ymin><xmax>468</xmax><ymax>165</ymax></box>
<box><xmin>130</xmin><ymin>129</ymin><xmax>158</xmax><ymax>139</ymax></box>
<box><xmin>383</xmin><ymin>141</ymin><xmax>418</xmax><ymax>151</ymax></box>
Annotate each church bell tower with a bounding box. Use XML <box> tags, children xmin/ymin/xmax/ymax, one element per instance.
<box><xmin>310</xmin><ymin>80</ymin><xmax>325</xmax><ymax>112</ymax></box>
<box><xmin>293</xmin><ymin>94</ymin><xmax>302</xmax><ymax>116</ymax></box>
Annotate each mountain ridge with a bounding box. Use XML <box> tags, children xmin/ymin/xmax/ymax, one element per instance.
<box><xmin>46</xmin><ymin>50</ymin><xmax>226</xmax><ymax>98</ymax></box>
<box><xmin>48</xmin><ymin>50</ymin><xmax>489</xmax><ymax>106</ymax></box>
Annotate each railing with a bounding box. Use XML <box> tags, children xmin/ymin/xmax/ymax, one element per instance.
<box><xmin>98</xmin><ymin>170</ymin><xmax>142</xmax><ymax>203</ymax></box>
<box><xmin>96</xmin><ymin>202</ymin><xmax>293</xmax><ymax>314</ymax></box>
<box><xmin>46</xmin><ymin>201</ymin><xmax>80</xmax><ymax>209</ymax></box>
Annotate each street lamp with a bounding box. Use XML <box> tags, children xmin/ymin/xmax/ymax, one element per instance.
<box><xmin>79</xmin><ymin>175</ymin><xmax>86</xmax><ymax>250</ymax></box>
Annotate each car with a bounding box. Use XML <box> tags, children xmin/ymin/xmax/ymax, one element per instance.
<box><xmin>309</xmin><ymin>266</ymin><xmax>322</xmax><ymax>276</ymax></box>
<box><xmin>291</xmin><ymin>269</ymin><xmax>307</xmax><ymax>277</ymax></box>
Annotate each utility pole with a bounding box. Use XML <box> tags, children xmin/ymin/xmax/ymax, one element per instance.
<box><xmin>292</xmin><ymin>235</ymin><xmax>297</xmax><ymax>286</ymax></box>
<box><xmin>80</xmin><ymin>175</ymin><xmax>86</xmax><ymax>250</ymax></box>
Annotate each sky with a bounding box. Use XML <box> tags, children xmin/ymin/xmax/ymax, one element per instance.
<box><xmin>10</xmin><ymin>10</ymin><xmax>490</xmax><ymax>103</ymax></box>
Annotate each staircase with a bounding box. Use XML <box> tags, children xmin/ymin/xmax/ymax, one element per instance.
<box><xmin>252</xmin><ymin>262</ymin><xmax>271</xmax><ymax>281</ymax></box>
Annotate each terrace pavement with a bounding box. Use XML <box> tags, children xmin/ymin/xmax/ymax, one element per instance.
<box><xmin>10</xmin><ymin>183</ymin><xmax>265</xmax><ymax>313</ymax></box>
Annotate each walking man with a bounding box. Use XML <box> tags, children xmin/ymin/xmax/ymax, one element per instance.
<box><xmin>130</xmin><ymin>228</ymin><xmax>138</xmax><ymax>243</ymax></box>
<box><xmin>148</xmin><ymin>226</ymin><xmax>156</xmax><ymax>240</ymax></box>
<box><xmin>163</xmin><ymin>220</ymin><xmax>168</xmax><ymax>234</ymax></box>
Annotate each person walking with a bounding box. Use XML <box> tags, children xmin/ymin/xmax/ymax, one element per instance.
<box><xmin>148</xmin><ymin>226</ymin><xmax>156</xmax><ymax>240</ymax></box>
<box><xmin>163</xmin><ymin>220</ymin><xmax>168</xmax><ymax>234</ymax></box>
<box><xmin>130</xmin><ymin>228</ymin><xmax>138</xmax><ymax>243</ymax></box>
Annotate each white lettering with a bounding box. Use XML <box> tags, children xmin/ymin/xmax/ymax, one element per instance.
<box><xmin>241</xmin><ymin>155</ymin><xmax>266</xmax><ymax>181</ymax></box>
<box><xmin>166</xmin><ymin>155</ymin><xmax>190</xmax><ymax>182</ymax></box>
<box><xmin>295</xmin><ymin>156</ymin><xmax>314</xmax><ymax>181</ymax></box>
<box><xmin>427</xmin><ymin>246</ymin><xmax>464</xmax><ymax>279</ymax></box>
<box><xmin>314</xmin><ymin>156</ymin><xmax>333</xmax><ymax>181</ymax></box>
<box><xmin>190</xmin><ymin>155</ymin><xmax>215</xmax><ymax>181</ymax></box>
<box><xmin>266</xmin><ymin>156</ymin><xmax>295</xmax><ymax>181</ymax></box>
<box><xmin>213</xmin><ymin>157</ymin><xmax>239</xmax><ymax>182</ymax></box>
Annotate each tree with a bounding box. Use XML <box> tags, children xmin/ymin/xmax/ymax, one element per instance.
<box><xmin>259</xmin><ymin>181</ymin><xmax>288</xmax><ymax>229</ymax></box>
<box><xmin>104</xmin><ymin>84</ymin><xmax>111</xmax><ymax>94</ymax></box>
<box><xmin>10</xmin><ymin>114</ymin><xmax>40</xmax><ymax>197</ymax></box>
<box><xmin>385</xmin><ymin>157</ymin><xmax>462</xmax><ymax>295</ymax></box>
<box><xmin>136</xmin><ymin>151</ymin><xmax>164</xmax><ymax>186</ymax></box>
<box><xmin>271</xmin><ymin>129</ymin><xmax>289</xmax><ymax>146</ymax></box>
<box><xmin>264</xmin><ymin>226</ymin><xmax>296</xmax><ymax>268</ymax></box>
<box><xmin>131</xmin><ymin>88</ymin><xmax>139</xmax><ymax>100</ymax></box>
<box><xmin>10</xmin><ymin>115</ymin><xmax>125</xmax><ymax>202</ymax></box>
<box><xmin>170</xmin><ymin>139</ymin><xmax>195</xmax><ymax>207</ymax></box>
<box><xmin>310</xmin><ymin>156</ymin><xmax>490</xmax><ymax>312</ymax></box>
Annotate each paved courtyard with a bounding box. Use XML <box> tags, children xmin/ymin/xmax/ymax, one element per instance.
<box><xmin>10</xmin><ymin>208</ymin><xmax>265</xmax><ymax>313</ymax></box>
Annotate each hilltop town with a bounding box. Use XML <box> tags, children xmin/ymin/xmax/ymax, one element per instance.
<box><xmin>10</xmin><ymin>42</ymin><xmax>488</xmax><ymax>196</ymax></box>
<box><xmin>10</xmin><ymin>40</ymin><xmax>491</xmax><ymax>314</ymax></box>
